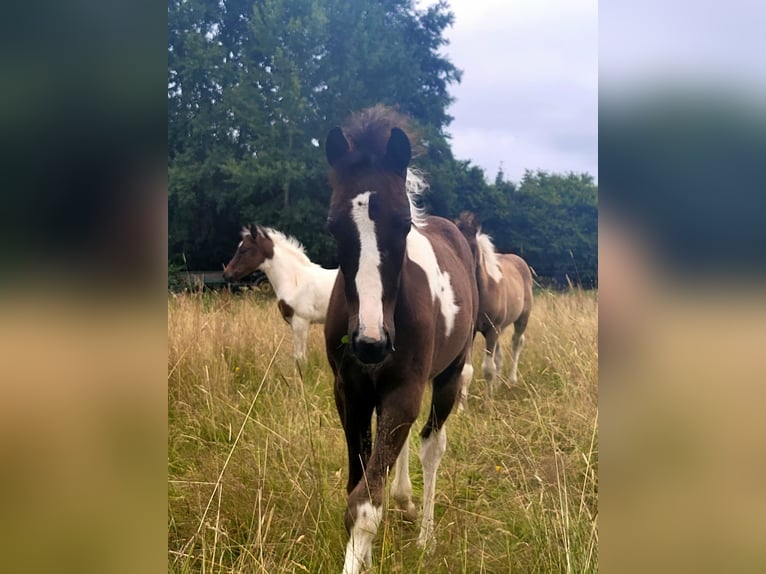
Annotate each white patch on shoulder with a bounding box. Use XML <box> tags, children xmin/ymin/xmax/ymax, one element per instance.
<box><xmin>406</xmin><ymin>228</ymin><xmax>459</xmax><ymax>336</ymax></box>
<box><xmin>477</xmin><ymin>233</ymin><xmax>503</xmax><ymax>282</ymax></box>
<box><xmin>342</xmin><ymin>501</ymin><xmax>382</xmax><ymax>574</ymax></box>
<box><xmin>350</xmin><ymin>192</ymin><xmax>384</xmax><ymax>341</ymax></box>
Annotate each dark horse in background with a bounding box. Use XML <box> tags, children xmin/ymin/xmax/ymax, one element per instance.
<box><xmin>324</xmin><ymin>106</ymin><xmax>478</xmax><ymax>574</ymax></box>
<box><xmin>456</xmin><ymin>211</ymin><xmax>533</xmax><ymax>398</ymax></box>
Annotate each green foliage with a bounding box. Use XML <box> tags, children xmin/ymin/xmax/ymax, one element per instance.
<box><xmin>423</xmin><ymin>163</ymin><xmax>598</xmax><ymax>288</ymax></box>
<box><xmin>500</xmin><ymin>171</ymin><xmax>598</xmax><ymax>287</ymax></box>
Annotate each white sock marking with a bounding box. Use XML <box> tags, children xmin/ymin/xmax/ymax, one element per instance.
<box><xmin>483</xmin><ymin>351</ymin><xmax>497</xmax><ymax>381</ymax></box>
<box><xmin>459</xmin><ymin>362</ymin><xmax>474</xmax><ymax>408</ymax></box>
<box><xmin>418</xmin><ymin>426</ymin><xmax>447</xmax><ymax>548</ymax></box>
<box><xmin>510</xmin><ymin>332</ymin><xmax>525</xmax><ymax>383</ymax></box>
<box><xmin>342</xmin><ymin>502</ymin><xmax>382</xmax><ymax>574</ymax></box>
<box><xmin>406</xmin><ymin>228</ymin><xmax>459</xmax><ymax>336</ymax></box>
<box><xmin>350</xmin><ymin>192</ymin><xmax>384</xmax><ymax>341</ymax></box>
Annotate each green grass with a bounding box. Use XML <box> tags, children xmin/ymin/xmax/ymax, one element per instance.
<box><xmin>168</xmin><ymin>289</ymin><xmax>598</xmax><ymax>573</ymax></box>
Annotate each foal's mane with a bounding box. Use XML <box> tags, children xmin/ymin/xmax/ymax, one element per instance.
<box><xmin>242</xmin><ymin>225</ymin><xmax>313</xmax><ymax>265</ymax></box>
<box><xmin>476</xmin><ymin>232</ymin><xmax>503</xmax><ymax>282</ymax></box>
<box><xmin>456</xmin><ymin>211</ymin><xmax>502</xmax><ymax>281</ymax></box>
<box><xmin>405</xmin><ymin>167</ymin><xmax>429</xmax><ymax>228</ymax></box>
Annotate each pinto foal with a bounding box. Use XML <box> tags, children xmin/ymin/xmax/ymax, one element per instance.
<box><xmin>456</xmin><ymin>211</ymin><xmax>533</xmax><ymax>398</ymax></box>
<box><xmin>222</xmin><ymin>225</ymin><xmax>338</xmax><ymax>360</ymax></box>
<box><xmin>324</xmin><ymin>106</ymin><xmax>478</xmax><ymax>574</ymax></box>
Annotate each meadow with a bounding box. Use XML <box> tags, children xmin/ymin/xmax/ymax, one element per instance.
<box><xmin>168</xmin><ymin>288</ymin><xmax>598</xmax><ymax>573</ymax></box>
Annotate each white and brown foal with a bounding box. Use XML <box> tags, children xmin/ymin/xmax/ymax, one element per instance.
<box><xmin>222</xmin><ymin>225</ymin><xmax>338</xmax><ymax>360</ymax></box>
<box><xmin>324</xmin><ymin>106</ymin><xmax>478</xmax><ymax>574</ymax></box>
<box><xmin>456</xmin><ymin>211</ymin><xmax>533</xmax><ymax>399</ymax></box>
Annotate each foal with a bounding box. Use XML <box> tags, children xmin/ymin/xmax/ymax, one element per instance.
<box><xmin>324</xmin><ymin>106</ymin><xmax>478</xmax><ymax>574</ymax></box>
<box><xmin>222</xmin><ymin>225</ymin><xmax>338</xmax><ymax>360</ymax></box>
<box><xmin>456</xmin><ymin>211</ymin><xmax>533</xmax><ymax>398</ymax></box>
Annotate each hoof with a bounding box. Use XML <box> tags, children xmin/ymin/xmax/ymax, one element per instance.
<box><xmin>401</xmin><ymin>503</ymin><xmax>418</xmax><ymax>523</ymax></box>
<box><xmin>394</xmin><ymin>499</ymin><xmax>418</xmax><ymax>523</ymax></box>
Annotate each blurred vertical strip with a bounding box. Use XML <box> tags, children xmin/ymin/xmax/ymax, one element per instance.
<box><xmin>0</xmin><ymin>1</ymin><xmax>166</xmax><ymax>573</ymax></box>
<box><xmin>0</xmin><ymin>0</ymin><xmax>166</xmax><ymax>291</ymax></box>
<box><xmin>600</xmin><ymin>1</ymin><xmax>766</xmax><ymax>573</ymax></box>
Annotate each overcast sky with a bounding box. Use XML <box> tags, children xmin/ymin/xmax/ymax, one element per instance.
<box><xmin>419</xmin><ymin>0</ymin><xmax>598</xmax><ymax>183</ymax></box>
<box><xmin>600</xmin><ymin>0</ymin><xmax>766</xmax><ymax>95</ymax></box>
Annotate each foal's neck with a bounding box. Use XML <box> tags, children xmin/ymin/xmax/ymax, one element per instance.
<box><xmin>259</xmin><ymin>243</ymin><xmax>313</xmax><ymax>296</ymax></box>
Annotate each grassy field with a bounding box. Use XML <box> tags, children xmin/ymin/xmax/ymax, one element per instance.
<box><xmin>168</xmin><ymin>288</ymin><xmax>598</xmax><ymax>573</ymax></box>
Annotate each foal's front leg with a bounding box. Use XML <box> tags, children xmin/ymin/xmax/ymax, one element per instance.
<box><xmin>334</xmin><ymin>376</ymin><xmax>374</xmax><ymax>495</ymax></box>
<box><xmin>342</xmin><ymin>393</ymin><xmax>420</xmax><ymax>574</ymax></box>
<box><xmin>509</xmin><ymin>330</ymin><xmax>525</xmax><ymax>385</ymax></box>
<box><xmin>290</xmin><ymin>315</ymin><xmax>309</xmax><ymax>361</ymax></box>
<box><xmin>482</xmin><ymin>329</ymin><xmax>500</xmax><ymax>392</ymax></box>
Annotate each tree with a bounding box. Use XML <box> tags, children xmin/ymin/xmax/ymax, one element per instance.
<box><xmin>168</xmin><ymin>0</ymin><xmax>461</xmax><ymax>269</ymax></box>
<box><xmin>497</xmin><ymin>170</ymin><xmax>598</xmax><ymax>287</ymax></box>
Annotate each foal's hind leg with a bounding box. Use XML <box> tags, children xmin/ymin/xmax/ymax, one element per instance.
<box><xmin>509</xmin><ymin>318</ymin><xmax>528</xmax><ymax>385</ymax></box>
<box><xmin>419</xmin><ymin>355</ymin><xmax>464</xmax><ymax>549</ymax></box>
<box><xmin>456</xmin><ymin>360</ymin><xmax>474</xmax><ymax>412</ymax></box>
<box><xmin>482</xmin><ymin>329</ymin><xmax>500</xmax><ymax>394</ymax></box>
<box><xmin>493</xmin><ymin>338</ymin><xmax>505</xmax><ymax>374</ymax></box>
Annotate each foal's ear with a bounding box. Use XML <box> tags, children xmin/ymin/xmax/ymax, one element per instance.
<box><xmin>325</xmin><ymin>126</ymin><xmax>349</xmax><ymax>167</ymax></box>
<box><xmin>385</xmin><ymin>127</ymin><xmax>411</xmax><ymax>178</ymax></box>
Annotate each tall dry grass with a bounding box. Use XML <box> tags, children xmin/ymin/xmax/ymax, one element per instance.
<box><xmin>168</xmin><ymin>289</ymin><xmax>597</xmax><ymax>573</ymax></box>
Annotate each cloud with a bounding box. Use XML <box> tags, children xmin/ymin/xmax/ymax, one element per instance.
<box><xmin>423</xmin><ymin>0</ymin><xmax>598</xmax><ymax>182</ymax></box>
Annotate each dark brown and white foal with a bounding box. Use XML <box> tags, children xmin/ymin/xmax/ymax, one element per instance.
<box><xmin>222</xmin><ymin>225</ymin><xmax>338</xmax><ymax>360</ymax></box>
<box><xmin>324</xmin><ymin>106</ymin><xmax>478</xmax><ymax>574</ymax></box>
<box><xmin>456</xmin><ymin>211</ymin><xmax>533</xmax><ymax>398</ymax></box>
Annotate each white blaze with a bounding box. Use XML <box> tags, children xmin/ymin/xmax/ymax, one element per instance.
<box><xmin>350</xmin><ymin>192</ymin><xmax>384</xmax><ymax>340</ymax></box>
<box><xmin>406</xmin><ymin>228</ymin><xmax>459</xmax><ymax>336</ymax></box>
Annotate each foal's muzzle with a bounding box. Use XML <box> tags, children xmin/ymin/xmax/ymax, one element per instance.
<box><xmin>351</xmin><ymin>331</ymin><xmax>392</xmax><ymax>364</ymax></box>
